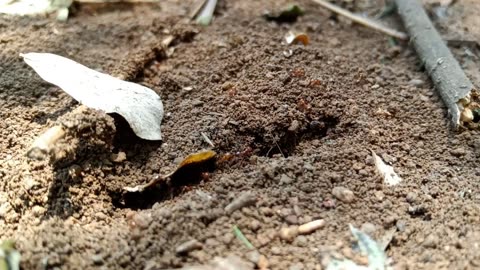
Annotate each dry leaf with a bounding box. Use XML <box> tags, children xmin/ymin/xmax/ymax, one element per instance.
<box><xmin>124</xmin><ymin>150</ymin><xmax>216</xmax><ymax>192</ymax></box>
<box><xmin>21</xmin><ymin>52</ymin><xmax>164</xmax><ymax>140</ymax></box>
<box><xmin>173</xmin><ymin>150</ymin><xmax>216</xmax><ymax>172</ymax></box>
<box><xmin>371</xmin><ymin>151</ymin><xmax>402</xmax><ymax>186</ymax></box>
<box><xmin>0</xmin><ymin>240</ymin><xmax>20</xmax><ymax>270</ymax></box>
<box><xmin>195</xmin><ymin>0</ymin><xmax>217</xmax><ymax>26</ymax></box>
<box><xmin>285</xmin><ymin>31</ymin><xmax>309</xmax><ymax>45</ymax></box>
<box><xmin>326</xmin><ymin>225</ymin><xmax>387</xmax><ymax>270</ymax></box>
<box><xmin>0</xmin><ymin>0</ymin><xmax>72</xmax><ymax>20</ymax></box>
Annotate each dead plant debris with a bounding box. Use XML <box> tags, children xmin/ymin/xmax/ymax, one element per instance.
<box><xmin>124</xmin><ymin>150</ymin><xmax>216</xmax><ymax>192</ymax></box>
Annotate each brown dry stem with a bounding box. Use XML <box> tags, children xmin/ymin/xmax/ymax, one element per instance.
<box><xmin>311</xmin><ymin>0</ymin><xmax>408</xmax><ymax>40</ymax></box>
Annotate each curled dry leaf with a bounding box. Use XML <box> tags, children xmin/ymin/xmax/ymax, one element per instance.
<box><xmin>21</xmin><ymin>53</ymin><xmax>164</xmax><ymax>140</ymax></box>
<box><xmin>371</xmin><ymin>150</ymin><xmax>402</xmax><ymax>186</ymax></box>
<box><xmin>124</xmin><ymin>150</ymin><xmax>216</xmax><ymax>192</ymax></box>
<box><xmin>285</xmin><ymin>32</ymin><xmax>309</xmax><ymax>46</ymax></box>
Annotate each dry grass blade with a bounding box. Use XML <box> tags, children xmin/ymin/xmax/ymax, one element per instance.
<box><xmin>311</xmin><ymin>0</ymin><xmax>408</xmax><ymax>40</ymax></box>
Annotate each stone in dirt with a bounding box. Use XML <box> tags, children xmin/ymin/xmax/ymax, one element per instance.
<box><xmin>332</xmin><ymin>187</ymin><xmax>355</xmax><ymax>203</ymax></box>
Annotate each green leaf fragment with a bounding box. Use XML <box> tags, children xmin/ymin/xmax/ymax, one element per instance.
<box><xmin>233</xmin><ymin>225</ymin><xmax>255</xmax><ymax>250</ymax></box>
<box><xmin>350</xmin><ymin>225</ymin><xmax>386</xmax><ymax>270</ymax></box>
<box><xmin>0</xmin><ymin>240</ymin><xmax>20</xmax><ymax>270</ymax></box>
<box><xmin>326</xmin><ymin>225</ymin><xmax>387</xmax><ymax>270</ymax></box>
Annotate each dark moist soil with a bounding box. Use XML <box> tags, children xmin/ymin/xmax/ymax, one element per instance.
<box><xmin>2</xmin><ymin>0</ymin><xmax>480</xmax><ymax>269</ymax></box>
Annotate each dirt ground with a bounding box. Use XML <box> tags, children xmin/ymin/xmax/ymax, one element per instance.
<box><xmin>1</xmin><ymin>0</ymin><xmax>480</xmax><ymax>269</ymax></box>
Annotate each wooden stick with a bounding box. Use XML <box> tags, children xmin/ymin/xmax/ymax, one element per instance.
<box><xmin>311</xmin><ymin>0</ymin><xmax>408</xmax><ymax>40</ymax></box>
<box><xmin>395</xmin><ymin>0</ymin><xmax>476</xmax><ymax>127</ymax></box>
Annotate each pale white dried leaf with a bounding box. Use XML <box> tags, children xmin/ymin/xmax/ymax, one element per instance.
<box><xmin>326</xmin><ymin>225</ymin><xmax>387</xmax><ymax>270</ymax></box>
<box><xmin>371</xmin><ymin>151</ymin><xmax>402</xmax><ymax>186</ymax></box>
<box><xmin>0</xmin><ymin>0</ymin><xmax>71</xmax><ymax>16</ymax></box>
<box><xmin>21</xmin><ymin>52</ymin><xmax>164</xmax><ymax>140</ymax></box>
<box><xmin>350</xmin><ymin>225</ymin><xmax>386</xmax><ymax>270</ymax></box>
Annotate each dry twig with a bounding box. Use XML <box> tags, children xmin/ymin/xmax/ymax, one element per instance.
<box><xmin>395</xmin><ymin>0</ymin><xmax>477</xmax><ymax>127</ymax></box>
<box><xmin>311</xmin><ymin>0</ymin><xmax>408</xmax><ymax>40</ymax></box>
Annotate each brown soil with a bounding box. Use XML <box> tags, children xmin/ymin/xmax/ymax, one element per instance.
<box><xmin>1</xmin><ymin>0</ymin><xmax>480</xmax><ymax>269</ymax></box>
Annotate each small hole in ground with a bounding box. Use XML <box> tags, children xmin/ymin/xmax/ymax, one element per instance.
<box><xmin>110</xmin><ymin>158</ymin><xmax>216</xmax><ymax>210</ymax></box>
<box><xmin>255</xmin><ymin>115</ymin><xmax>339</xmax><ymax>157</ymax></box>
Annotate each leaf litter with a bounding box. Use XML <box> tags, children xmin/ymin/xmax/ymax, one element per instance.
<box><xmin>0</xmin><ymin>240</ymin><xmax>20</xmax><ymax>270</ymax></box>
<box><xmin>194</xmin><ymin>0</ymin><xmax>217</xmax><ymax>26</ymax></box>
<box><xmin>0</xmin><ymin>0</ymin><xmax>72</xmax><ymax>21</ymax></box>
<box><xmin>285</xmin><ymin>31</ymin><xmax>309</xmax><ymax>46</ymax></box>
<box><xmin>326</xmin><ymin>225</ymin><xmax>388</xmax><ymax>270</ymax></box>
<box><xmin>21</xmin><ymin>52</ymin><xmax>164</xmax><ymax>141</ymax></box>
<box><xmin>371</xmin><ymin>150</ymin><xmax>402</xmax><ymax>186</ymax></box>
<box><xmin>124</xmin><ymin>150</ymin><xmax>216</xmax><ymax>192</ymax></box>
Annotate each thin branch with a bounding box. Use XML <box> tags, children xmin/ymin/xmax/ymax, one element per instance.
<box><xmin>395</xmin><ymin>0</ymin><xmax>476</xmax><ymax>127</ymax></box>
<box><xmin>311</xmin><ymin>0</ymin><xmax>408</xmax><ymax>40</ymax></box>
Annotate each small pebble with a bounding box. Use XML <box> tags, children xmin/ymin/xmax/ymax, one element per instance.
<box><xmin>396</xmin><ymin>220</ymin><xmax>407</xmax><ymax>232</ymax></box>
<box><xmin>249</xmin><ymin>219</ymin><xmax>261</xmax><ymax>231</ymax></box>
<box><xmin>423</xmin><ymin>234</ymin><xmax>438</xmax><ymax>248</ymax></box>
<box><xmin>279</xmin><ymin>226</ymin><xmax>298</xmax><ymax>242</ymax></box>
<box><xmin>131</xmin><ymin>212</ymin><xmax>152</xmax><ymax>230</ymax></box>
<box><xmin>110</xmin><ymin>151</ymin><xmax>126</xmax><ymax>163</ymax></box>
<box><xmin>408</xmin><ymin>79</ymin><xmax>424</xmax><ymax>87</ymax></box>
<box><xmin>289</xmin><ymin>262</ymin><xmax>305</xmax><ymax>270</ymax></box>
<box><xmin>294</xmin><ymin>235</ymin><xmax>308</xmax><ymax>247</ymax></box>
<box><xmin>31</xmin><ymin>205</ymin><xmax>46</xmax><ymax>217</ymax></box>
<box><xmin>91</xmin><ymin>254</ymin><xmax>104</xmax><ymax>266</ymax></box>
<box><xmin>257</xmin><ymin>254</ymin><xmax>269</xmax><ymax>270</ymax></box>
<box><xmin>288</xmin><ymin>120</ymin><xmax>300</xmax><ymax>132</ymax></box>
<box><xmin>406</xmin><ymin>192</ymin><xmax>417</xmax><ymax>203</ymax></box>
<box><xmin>323</xmin><ymin>199</ymin><xmax>336</xmax><ymax>209</ymax></box>
<box><xmin>280</xmin><ymin>174</ymin><xmax>294</xmax><ymax>185</ymax></box>
<box><xmin>332</xmin><ymin>187</ymin><xmax>355</xmax><ymax>203</ymax></box>
<box><xmin>450</xmin><ymin>147</ymin><xmax>466</xmax><ymax>157</ymax></box>
<box><xmin>23</xmin><ymin>177</ymin><xmax>40</xmax><ymax>190</ymax></box>
<box><xmin>271</xmin><ymin>246</ymin><xmax>282</xmax><ymax>255</ymax></box>
<box><xmin>246</xmin><ymin>250</ymin><xmax>261</xmax><ymax>265</ymax></box>
<box><xmin>192</xmin><ymin>99</ymin><xmax>204</xmax><ymax>106</ymax></box>
<box><xmin>361</xmin><ymin>222</ymin><xmax>376</xmax><ymax>236</ymax></box>
<box><xmin>0</xmin><ymin>203</ymin><xmax>10</xmax><ymax>218</ymax></box>
<box><xmin>95</xmin><ymin>212</ymin><xmax>108</xmax><ymax>221</ymax></box>
<box><xmin>285</xmin><ymin>215</ymin><xmax>298</xmax><ymax>225</ymax></box>
<box><xmin>175</xmin><ymin>239</ymin><xmax>203</xmax><ymax>255</ymax></box>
